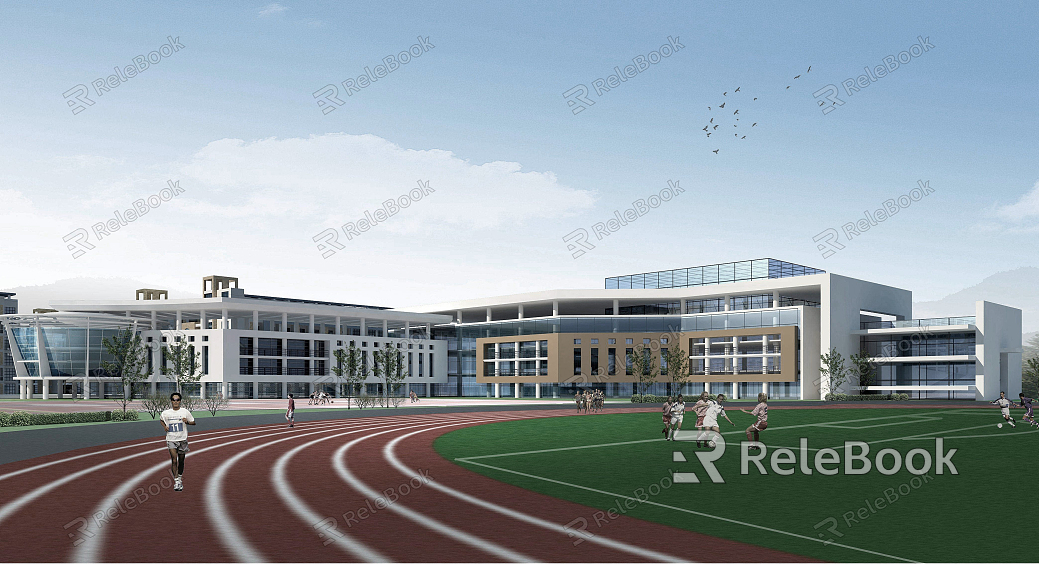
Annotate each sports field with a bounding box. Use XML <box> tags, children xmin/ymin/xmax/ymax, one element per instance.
<box><xmin>436</xmin><ymin>406</ymin><xmax>1038</xmax><ymax>563</ymax></box>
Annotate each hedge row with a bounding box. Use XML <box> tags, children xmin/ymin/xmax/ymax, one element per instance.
<box><xmin>0</xmin><ymin>410</ymin><xmax>140</xmax><ymax>427</ymax></box>
<box><xmin>825</xmin><ymin>393</ymin><xmax>911</xmax><ymax>401</ymax></box>
<box><xmin>631</xmin><ymin>394</ymin><xmax>719</xmax><ymax>403</ymax></box>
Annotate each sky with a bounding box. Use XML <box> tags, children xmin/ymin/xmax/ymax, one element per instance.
<box><xmin>0</xmin><ymin>1</ymin><xmax>1037</xmax><ymax>309</ymax></box>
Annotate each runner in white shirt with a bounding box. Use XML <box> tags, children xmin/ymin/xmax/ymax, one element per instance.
<box><xmin>991</xmin><ymin>392</ymin><xmax>1016</xmax><ymax>427</ymax></box>
<box><xmin>668</xmin><ymin>395</ymin><xmax>686</xmax><ymax>441</ymax></box>
<box><xmin>160</xmin><ymin>393</ymin><xmax>196</xmax><ymax>491</ymax></box>
<box><xmin>701</xmin><ymin>394</ymin><xmax>735</xmax><ymax>447</ymax></box>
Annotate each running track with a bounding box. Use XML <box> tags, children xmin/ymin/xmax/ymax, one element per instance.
<box><xmin>0</xmin><ymin>409</ymin><xmax>816</xmax><ymax>562</ymax></box>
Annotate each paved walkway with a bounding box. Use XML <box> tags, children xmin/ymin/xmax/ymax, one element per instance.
<box><xmin>0</xmin><ymin>397</ymin><xmax>588</xmax><ymax>413</ymax></box>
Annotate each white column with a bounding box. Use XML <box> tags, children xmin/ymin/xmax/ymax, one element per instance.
<box><xmin>514</xmin><ymin>382</ymin><xmax>521</xmax><ymax>398</ymax></box>
<box><xmin>360</xmin><ymin>318</ymin><xmax>366</xmax><ymax>336</ymax></box>
<box><xmin>425</xmin><ymin>323</ymin><xmax>431</xmax><ymax>339</ymax></box>
<box><xmin>309</xmin><ymin>314</ymin><xmax>315</xmax><ymax>333</ymax></box>
<box><xmin>762</xmin><ymin>335</ymin><xmax>769</xmax><ymax>374</ymax></box>
<box><xmin>486</xmin><ymin>308</ymin><xmax>492</xmax><ymax>322</ymax></box>
<box><xmin>494</xmin><ymin>382</ymin><xmax>500</xmax><ymax>398</ymax></box>
<box><xmin>552</xmin><ymin>301</ymin><xmax>559</xmax><ymax>316</ymax></box>
<box><xmin>724</xmin><ymin>296</ymin><xmax>730</xmax><ymax>311</ymax></box>
<box><xmin>282</xmin><ymin>381</ymin><xmax>288</xmax><ymax>399</ymax></box>
<box><xmin>199</xmin><ymin>309</ymin><xmax>206</xmax><ymax>330</ymax></box>
<box><xmin>456</xmin><ymin>310</ymin><xmax>463</xmax><ymax>323</ymax></box>
<box><xmin>281</xmin><ymin>312</ymin><xmax>287</xmax><ymax>332</ymax></box>
<box><xmin>151</xmin><ymin>310</ymin><xmax>157</xmax><ymax>329</ymax></box>
<box><xmin>763</xmin><ymin>381</ymin><xmax>770</xmax><ymax>399</ymax></box>
<box><xmin>176</xmin><ymin>310</ymin><xmax>182</xmax><ymax>330</ymax></box>
<box><xmin>335</xmin><ymin>316</ymin><xmax>342</xmax><ymax>335</ymax></box>
<box><xmin>253</xmin><ymin>310</ymin><xmax>259</xmax><ymax>330</ymax></box>
<box><xmin>732</xmin><ymin>382</ymin><xmax>737</xmax><ymax>399</ymax></box>
<box><xmin>221</xmin><ymin>309</ymin><xmax>228</xmax><ymax>330</ymax></box>
<box><xmin>222</xmin><ymin>382</ymin><xmax>229</xmax><ymax>398</ymax></box>
<box><xmin>42</xmin><ymin>379</ymin><xmax>49</xmax><ymax>400</ymax></box>
<box><xmin>613</xmin><ymin>299</ymin><xmax>619</xmax><ymax>315</ymax></box>
<box><xmin>405</xmin><ymin>321</ymin><xmax>410</xmax><ymax>340</ymax></box>
<box><xmin>773</xmin><ymin>290</ymin><xmax>780</xmax><ymax>305</ymax></box>
<box><xmin>535</xmin><ymin>382</ymin><xmax>540</xmax><ymax>398</ymax></box>
<box><xmin>517</xmin><ymin>305</ymin><xmax>524</xmax><ymax>319</ymax></box>
<box><xmin>253</xmin><ymin>381</ymin><xmax>259</xmax><ymax>400</ymax></box>
<box><xmin>382</xmin><ymin>319</ymin><xmax>388</xmax><ymax>337</ymax></box>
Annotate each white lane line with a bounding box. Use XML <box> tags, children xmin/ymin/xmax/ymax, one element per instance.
<box><xmin>0</xmin><ymin>420</ymin><xmax>358</xmax><ymax>531</ymax></box>
<box><xmin>331</xmin><ymin>416</ymin><xmax>540</xmax><ymax>563</ymax></box>
<box><xmin>815</xmin><ymin>415</ymin><xmax>941</xmax><ymax>429</ymax></box>
<box><xmin>462</xmin><ymin>458</ymin><xmax>915</xmax><ymax>563</ymax></box>
<box><xmin>206</xmin><ymin>419</ymin><xmax>401</xmax><ymax>563</ymax></box>
<box><xmin>385</xmin><ymin>423</ymin><xmax>687</xmax><ymax>563</ymax></box>
<box><xmin>69</xmin><ymin>419</ymin><xmax>372</xmax><ymax>563</ymax></box>
<box><xmin>271</xmin><ymin>413</ymin><xmax>525</xmax><ymax>562</ymax></box>
<box><xmin>0</xmin><ymin>421</ymin><xmax>331</xmax><ymax>483</ymax></box>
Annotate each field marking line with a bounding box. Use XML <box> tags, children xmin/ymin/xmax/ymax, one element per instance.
<box><xmin>459</xmin><ymin>458</ymin><xmax>915</xmax><ymax>563</ymax></box>
<box><xmin>71</xmin><ymin>419</ymin><xmax>387</xmax><ymax>563</ymax></box>
<box><xmin>815</xmin><ymin>415</ymin><xmax>941</xmax><ymax>430</ymax></box>
<box><xmin>332</xmin><ymin>416</ymin><xmax>543</xmax><ymax>563</ymax></box>
<box><xmin>272</xmin><ymin>412</ymin><xmax>539</xmax><ymax>562</ymax></box>
<box><xmin>456</xmin><ymin>412</ymin><xmax>941</xmax><ymax>462</ymax></box>
<box><xmin>900</xmin><ymin>427</ymin><xmax>1039</xmax><ymax>440</ymax></box>
<box><xmin>386</xmin><ymin>421</ymin><xmax>688</xmax><ymax>563</ymax></box>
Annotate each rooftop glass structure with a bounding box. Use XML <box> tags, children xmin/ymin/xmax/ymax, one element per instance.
<box><xmin>605</xmin><ymin>258</ymin><xmax>825</xmax><ymax>290</ymax></box>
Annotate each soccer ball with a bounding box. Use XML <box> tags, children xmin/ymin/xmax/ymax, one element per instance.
<box><xmin>708</xmin><ymin>440</ymin><xmax>717</xmax><ymax>448</ymax></box>
<box><xmin>998</xmin><ymin>423</ymin><xmax>1003</xmax><ymax>428</ymax></box>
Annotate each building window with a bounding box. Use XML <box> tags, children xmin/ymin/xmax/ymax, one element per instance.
<box><xmin>591</xmin><ymin>348</ymin><xmax>599</xmax><ymax>376</ymax></box>
<box><xmin>574</xmin><ymin>339</ymin><xmax>581</xmax><ymax>345</ymax></box>
<box><xmin>573</xmin><ymin>348</ymin><xmax>582</xmax><ymax>375</ymax></box>
<box><xmin>625</xmin><ymin>348</ymin><xmax>633</xmax><ymax>374</ymax></box>
<box><xmin>625</xmin><ymin>338</ymin><xmax>633</xmax><ymax>345</ymax></box>
<box><xmin>608</xmin><ymin>338</ymin><xmax>616</xmax><ymax>344</ymax></box>
<box><xmin>590</xmin><ymin>338</ymin><xmax>598</xmax><ymax>344</ymax></box>
<box><xmin>608</xmin><ymin>348</ymin><xmax>616</xmax><ymax>375</ymax></box>
<box><xmin>203</xmin><ymin>346</ymin><xmax>209</xmax><ymax>375</ymax></box>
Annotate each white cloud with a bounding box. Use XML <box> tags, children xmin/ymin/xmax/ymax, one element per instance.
<box><xmin>995</xmin><ymin>179</ymin><xmax>1039</xmax><ymax>221</ymax></box>
<box><xmin>258</xmin><ymin>3</ymin><xmax>287</xmax><ymax>17</ymax></box>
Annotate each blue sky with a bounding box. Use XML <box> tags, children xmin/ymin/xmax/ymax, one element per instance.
<box><xmin>0</xmin><ymin>1</ymin><xmax>1037</xmax><ymax>306</ymax></box>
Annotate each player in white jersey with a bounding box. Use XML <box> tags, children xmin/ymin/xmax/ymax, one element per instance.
<box><xmin>668</xmin><ymin>395</ymin><xmax>686</xmax><ymax>441</ymax></box>
<box><xmin>701</xmin><ymin>394</ymin><xmax>735</xmax><ymax>447</ymax></box>
<box><xmin>160</xmin><ymin>393</ymin><xmax>196</xmax><ymax>491</ymax></box>
<box><xmin>991</xmin><ymin>391</ymin><xmax>1016</xmax><ymax>427</ymax></box>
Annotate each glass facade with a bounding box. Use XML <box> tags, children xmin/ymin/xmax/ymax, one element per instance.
<box><xmin>877</xmin><ymin>363</ymin><xmax>976</xmax><ymax>399</ymax></box>
<box><xmin>860</xmin><ymin>333</ymin><xmax>975</xmax><ymax>357</ymax></box>
<box><xmin>606</xmin><ymin>258</ymin><xmax>824</xmax><ymax>289</ymax></box>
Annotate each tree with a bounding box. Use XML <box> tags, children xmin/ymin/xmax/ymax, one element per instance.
<box><xmin>820</xmin><ymin>348</ymin><xmax>850</xmax><ymax>396</ymax></box>
<box><xmin>849</xmin><ymin>351</ymin><xmax>878</xmax><ymax>394</ymax></box>
<box><xmin>627</xmin><ymin>344</ymin><xmax>658</xmax><ymax>396</ymax></box>
<box><xmin>332</xmin><ymin>344</ymin><xmax>365</xmax><ymax>409</ymax></box>
<box><xmin>662</xmin><ymin>345</ymin><xmax>690</xmax><ymax>393</ymax></box>
<box><xmin>375</xmin><ymin>344</ymin><xmax>408</xmax><ymax>408</ymax></box>
<box><xmin>161</xmin><ymin>336</ymin><xmax>202</xmax><ymax>395</ymax></box>
<box><xmin>100</xmin><ymin>328</ymin><xmax>150</xmax><ymax>414</ymax></box>
<box><xmin>1023</xmin><ymin>333</ymin><xmax>1039</xmax><ymax>361</ymax></box>
<box><xmin>1023</xmin><ymin>357</ymin><xmax>1039</xmax><ymax>398</ymax></box>
<box><xmin>201</xmin><ymin>393</ymin><xmax>231</xmax><ymax>416</ymax></box>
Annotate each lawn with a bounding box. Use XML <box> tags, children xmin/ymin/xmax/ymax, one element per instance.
<box><xmin>435</xmin><ymin>407</ymin><xmax>1037</xmax><ymax>563</ymax></box>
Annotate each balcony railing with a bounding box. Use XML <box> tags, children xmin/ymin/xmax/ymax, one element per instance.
<box><xmin>286</xmin><ymin>349</ymin><xmax>311</xmax><ymax>358</ymax></box>
<box><xmin>861</xmin><ymin>316</ymin><xmax>976</xmax><ymax>330</ymax></box>
<box><xmin>239</xmin><ymin>347</ymin><xmax>254</xmax><ymax>356</ymax></box>
<box><xmin>257</xmin><ymin>348</ymin><xmax>282</xmax><ymax>356</ymax></box>
<box><xmin>256</xmin><ymin>367</ymin><xmax>282</xmax><ymax>375</ymax></box>
<box><xmin>239</xmin><ymin>367</ymin><xmax>253</xmax><ymax>375</ymax></box>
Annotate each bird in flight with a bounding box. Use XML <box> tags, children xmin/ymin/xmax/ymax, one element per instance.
<box><xmin>713</xmin><ymin>125</ymin><xmax>719</xmax><ymax>130</ymax></box>
<box><xmin>735</xmin><ymin>87</ymin><xmax>740</xmax><ymax>92</ymax></box>
<box><xmin>706</xmin><ymin>132</ymin><xmax>711</xmax><ymax>137</ymax></box>
<box><xmin>786</xmin><ymin>85</ymin><xmax>790</xmax><ymax>89</ymax></box>
<box><xmin>753</xmin><ymin>97</ymin><xmax>758</xmax><ymax>100</ymax></box>
<box><xmin>734</xmin><ymin>109</ymin><xmax>739</xmax><ymax>115</ymax></box>
<box><xmin>710</xmin><ymin>118</ymin><xmax>714</xmax><ymax>123</ymax></box>
<box><xmin>794</xmin><ymin>75</ymin><xmax>801</xmax><ymax>79</ymax></box>
<box><xmin>713</xmin><ymin>149</ymin><xmax>719</xmax><ymax>154</ymax></box>
<box><xmin>752</xmin><ymin>122</ymin><xmax>757</xmax><ymax>127</ymax></box>
<box><xmin>719</xmin><ymin>102</ymin><xmax>726</xmax><ymax>108</ymax></box>
<box><xmin>741</xmin><ymin>135</ymin><xmax>746</xmax><ymax>139</ymax></box>
<box><xmin>708</xmin><ymin>106</ymin><xmax>711</xmax><ymax>110</ymax></box>
<box><xmin>703</xmin><ymin>126</ymin><xmax>708</xmax><ymax>131</ymax></box>
<box><xmin>807</xmin><ymin>66</ymin><xmax>811</xmax><ymax>73</ymax></box>
<box><xmin>723</xmin><ymin>92</ymin><xmax>727</xmax><ymax>96</ymax></box>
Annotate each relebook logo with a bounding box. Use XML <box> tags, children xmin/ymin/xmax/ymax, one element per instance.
<box><xmin>669</xmin><ymin>432</ymin><xmax>958</xmax><ymax>483</ymax></box>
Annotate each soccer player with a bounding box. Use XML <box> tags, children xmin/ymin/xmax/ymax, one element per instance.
<box><xmin>668</xmin><ymin>394</ymin><xmax>686</xmax><ymax>441</ymax></box>
<box><xmin>740</xmin><ymin>392</ymin><xmax>768</xmax><ymax>450</ymax></box>
<box><xmin>661</xmin><ymin>396</ymin><xmax>673</xmax><ymax>439</ymax></box>
<box><xmin>286</xmin><ymin>393</ymin><xmax>295</xmax><ymax>428</ymax></box>
<box><xmin>692</xmin><ymin>391</ymin><xmax>710</xmax><ymax>447</ymax></box>
<box><xmin>1016</xmin><ymin>393</ymin><xmax>1037</xmax><ymax>428</ymax></box>
<box><xmin>160</xmin><ymin>393</ymin><xmax>196</xmax><ymax>491</ymax></box>
<box><xmin>992</xmin><ymin>391</ymin><xmax>1016</xmax><ymax>427</ymax></box>
<box><xmin>701</xmin><ymin>393</ymin><xmax>734</xmax><ymax>447</ymax></box>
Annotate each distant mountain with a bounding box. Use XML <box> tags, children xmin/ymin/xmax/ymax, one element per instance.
<box><xmin>1</xmin><ymin>277</ymin><xmax>195</xmax><ymax>314</ymax></box>
<box><xmin>913</xmin><ymin>267</ymin><xmax>1039</xmax><ymax>332</ymax></box>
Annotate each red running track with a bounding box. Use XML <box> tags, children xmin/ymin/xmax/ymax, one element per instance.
<box><xmin>0</xmin><ymin>409</ymin><xmax>816</xmax><ymax>562</ymax></box>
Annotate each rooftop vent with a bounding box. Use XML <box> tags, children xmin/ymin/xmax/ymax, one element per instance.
<box><xmin>136</xmin><ymin>288</ymin><xmax>169</xmax><ymax>300</ymax></box>
<box><xmin>203</xmin><ymin>275</ymin><xmax>240</xmax><ymax>298</ymax></box>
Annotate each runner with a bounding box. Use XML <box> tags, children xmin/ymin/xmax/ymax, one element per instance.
<box><xmin>700</xmin><ymin>393</ymin><xmax>734</xmax><ymax>448</ymax></box>
<box><xmin>740</xmin><ymin>392</ymin><xmax>768</xmax><ymax>449</ymax></box>
<box><xmin>992</xmin><ymin>391</ymin><xmax>1016</xmax><ymax>427</ymax></box>
<box><xmin>1016</xmin><ymin>393</ymin><xmax>1037</xmax><ymax>427</ymax></box>
<box><xmin>692</xmin><ymin>391</ymin><xmax>710</xmax><ymax>447</ymax></box>
<box><xmin>285</xmin><ymin>393</ymin><xmax>295</xmax><ymax>428</ymax></box>
<box><xmin>668</xmin><ymin>394</ymin><xmax>686</xmax><ymax>441</ymax></box>
<box><xmin>160</xmin><ymin>392</ymin><xmax>196</xmax><ymax>491</ymax></box>
<box><xmin>661</xmin><ymin>396</ymin><xmax>673</xmax><ymax>439</ymax></box>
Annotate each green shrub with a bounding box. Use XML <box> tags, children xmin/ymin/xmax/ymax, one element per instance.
<box><xmin>630</xmin><ymin>393</ymin><xmax>718</xmax><ymax>403</ymax></box>
<box><xmin>111</xmin><ymin>410</ymin><xmax>140</xmax><ymax>421</ymax></box>
<box><xmin>825</xmin><ymin>393</ymin><xmax>911</xmax><ymax>401</ymax></box>
<box><xmin>0</xmin><ymin>409</ymin><xmax>140</xmax><ymax>427</ymax></box>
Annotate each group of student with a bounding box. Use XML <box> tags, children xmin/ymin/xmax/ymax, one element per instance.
<box><xmin>308</xmin><ymin>390</ymin><xmax>334</xmax><ymax>405</ymax></box>
<box><xmin>574</xmin><ymin>389</ymin><xmax>604</xmax><ymax>414</ymax></box>
<box><xmin>992</xmin><ymin>392</ymin><xmax>1037</xmax><ymax>428</ymax></box>
<box><xmin>661</xmin><ymin>391</ymin><xmax>769</xmax><ymax>448</ymax></box>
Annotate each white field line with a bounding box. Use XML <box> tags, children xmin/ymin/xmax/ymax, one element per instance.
<box><xmin>456</xmin><ymin>412</ymin><xmax>942</xmax><ymax>462</ymax></box>
<box><xmin>71</xmin><ymin>419</ymin><xmax>381</xmax><ymax>563</ymax></box>
<box><xmin>815</xmin><ymin>415</ymin><xmax>941</xmax><ymax>429</ymax></box>
<box><xmin>460</xmin><ymin>458</ymin><xmax>915</xmax><ymax>563</ymax></box>
<box><xmin>271</xmin><ymin>413</ymin><xmax>532</xmax><ymax>562</ymax></box>
<box><xmin>385</xmin><ymin>423</ymin><xmax>688</xmax><ymax>563</ymax></box>
<box><xmin>331</xmin><ymin>416</ymin><xmax>541</xmax><ymax>562</ymax></box>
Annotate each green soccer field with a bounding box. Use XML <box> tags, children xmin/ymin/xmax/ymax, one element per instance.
<box><xmin>434</xmin><ymin>407</ymin><xmax>1038</xmax><ymax>563</ymax></box>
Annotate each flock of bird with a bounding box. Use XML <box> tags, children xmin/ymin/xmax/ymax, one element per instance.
<box><xmin>705</xmin><ymin>66</ymin><xmax>810</xmax><ymax>154</ymax></box>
